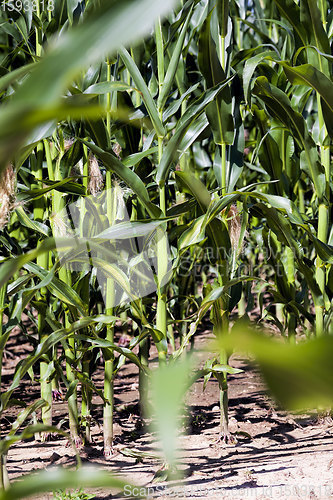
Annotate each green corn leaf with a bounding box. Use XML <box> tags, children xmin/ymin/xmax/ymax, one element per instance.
<box><xmin>83</xmin><ymin>81</ymin><xmax>135</xmax><ymax>95</ymax></box>
<box><xmin>17</xmin><ymin>177</ymin><xmax>85</xmax><ymax>202</ymax></box>
<box><xmin>7</xmin><ymin>399</ymin><xmax>48</xmax><ymax>436</ymax></box>
<box><xmin>243</xmin><ymin>50</ymin><xmax>278</xmax><ymax>105</ymax></box>
<box><xmin>0</xmin><ymin>316</ymin><xmax>106</xmax><ymax>411</ymax></box>
<box><xmin>178</xmin><ymin>113</ymin><xmax>209</xmax><ymax>153</ymax></box>
<box><xmin>210</xmin><ymin>364</ymin><xmax>243</xmax><ymax>375</ymax></box>
<box><xmin>252</xmin><ymin>76</ymin><xmax>325</xmax><ymax>200</ymax></box>
<box><xmin>217</xmin><ymin>0</ymin><xmax>229</xmax><ymax>38</ymax></box>
<box><xmin>157</xmin><ymin>6</ymin><xmax>193</xmax><ymax>112</ymax></box>
<box><xmin>23</xmin><ymin>262</ymin><xmax>88</xmax><ymax>315</ymax></box>
<box><xmin>157</xmin><ymin>79</ymin><xmax>234</xmax><ymax>185</ymax></box>
<box><xmin>251</xmin><ymin>203</ymin><xmax>303</xmax><ymax>259</ymax></box>
<box><xmin>178</xmin><ymin>214</ymin><xmax>207</xmax><ymax>250</ymax></box>
<box><xmin>197</xmin><ymin>276</ymin><xmax>263</xmax><ymax>322</ymax></box>
<box><xmin>198</xmin><ymin>11</ymin><xmax>234</xmax><ymax>145</ymax></box>
<box><xmin>93</xmin><ymin>220</ymin><xmax>163</xmax><ymax>240</ymax></box>
<box><xmin>82</xmin><ymin>140</ymin><xmax>161</xmax><ymax>218</ymax></box>
<box><xmin>238</xmin><ymin>18</ymin><xmax>276</xmax><ymax>46</ymax></box>
<box><xmin>273</xmin><ymin>0</ymin><xmax>307</xmax><ymax>47</ymax></box>
<box><xmin>15</xmin><ymin>206</ymin><xmax>50</xmax><ymax>237</ymax></box>
<box><xmin>65</xmin><ymin>380</ymin><xmax>79</xmax><ymax>401</ymax></box>
<box><xmin>118</xmin><ymin>47</ymin><xmax>165</xmax><ymax>137</ymax></box>
<box><xmin>0</xmin><ymin>425</ymin><xmax>72</xmax><ymax>457</ymax></box>
<box><xmin>0</xmin><ymin>0</ymin><xmax>176</xmax><ymax>174</ymax></box>
<box><xmin>0</xmin><ymin>466</ymin><xmax>130</xmax><ymax>500</ymax></box>
<box><xmin>300</xmin><ymin>0</ymin><xmax>330</xmax><ymax>56</ymax></box>
<box><xmin>249</xmin><ymin>191</ymin><xmax>304</xmax><ymax>225</ymax></box>
<box><xmin>162</xmin><ymin>82</ymin><xmax>200</xmax><ymax>123</ymax></box>
<box><xmin>175</xmin><ymin>171</ymin><xmax>230</xmax><ymax>283</ymax></box>
<box><xmin>79</xmin><ymin>336</ymin><xmax>149</xmax><ymax>373</ymax></box>
<box><xmin>122</xmin><ymin>147</ymin><xmax>158</xmax><ymax>167</ymax></box>
<box><xmin>280</xmin><ymin>62</ymin><xmax>333</xmax><ymax>137</ymax></box>
<box><xmin>214</xmin><ymin>327</ymin><xmax>333</xmax><ymax>410</ymax></box>
<box><xmin>0</xmin><ymin>238</ymin><xmax>78</xmax><ymax>289</ymax></box>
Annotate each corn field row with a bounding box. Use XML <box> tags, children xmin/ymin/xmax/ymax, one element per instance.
<box><xmin>0</xmin><ymin>0</ymin><xmax>332</xmax><ymax>497</ymax></box>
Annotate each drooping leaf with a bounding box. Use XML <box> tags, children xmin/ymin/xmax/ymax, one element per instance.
<box><xmin>198</xmin><ymin>11</ymin><xmax>234</xmax><ymax>145</ymax></box>
<box><xmin>157</xmin><ymin>79</ymin><xmax>234</xmax><ymax>184</ymax></box>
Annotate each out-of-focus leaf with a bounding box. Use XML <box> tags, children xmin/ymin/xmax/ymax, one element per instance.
<box><xmin>213</xmin><ymin>326</ymin><xmax>333</xmax><ymax>410</ymax></box>
<box><xmin>150</xmin><ymin>357</ymin><xmax>193</xmax><ymax>467</ymax></box>
<box><xmin>0</xmin><ymin>466</ymin><xmax>130</xmax><ymax>500</ymax></box>
<box><xmin>0</xmin><ymin>0</ymin><xmax>177</xmax><ymax>173</ymax></box>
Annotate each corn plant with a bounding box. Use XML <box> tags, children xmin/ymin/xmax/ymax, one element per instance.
<box><xmin>0</xmin><ymin>0</ymin><xmax>332</xmax><ymax>494</ymax></box>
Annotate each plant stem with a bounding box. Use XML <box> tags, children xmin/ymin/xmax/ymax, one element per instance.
<box><xmin>216</xmin><ymin>27</ymin><xmax>231</xmax><ymax>440</ymax></box>
<box><xmin>212</xmin><ymin>301</ymin><xmax>230</xmax><ymax>441</ymax></box>
<box><xmin>138</xmin><ymin>330</ymin><xmax>149</xmax><ymax>417</ymax></box>
<box><xmin>80</xmin><ymin>145</ymin><xmax>92</xmax><ymax>443</ymax></box>
<box><xmin>155</xmin><ymin>18</ymin><xmax>168</xmax><ymax>359</ymax></box>
<box><xmin>35</xmin><ymin>0</ymin><xmax>42</xmax><ymax>58</ymax></box>
<box><xmin>219</xmin><ymin>35</ymin><xmax>227</xmax><ymax>195</ymax></box>
<box><xmin>81</xmin><ymin>356</ymin><xmax>92</xmax><ymax>443</ymax></box>
<box><xmin>103</xmin><ymin>61</ymin><xmax>116</xmax><ymax>457</ymax></box>
<box><xmin>32</xmin><ymin>143</ymin><xmax>53</xmax><ymax>437</ymax></box>
<box><xmin>49</xmin><ymin>136</ymin><xmax>80</xmax><ymax>445</ymax></box>
<box><xmin>156</xmin><ymin>138</ymin><xmax>168</xmax><ymax>361</ymax></box>
<box><xmin>315</xmin><ymin>90</ymin><xmax>330</xmax><ymax>334</ymax></box>
<box><xmin>221</xmin><ymin>143</ymin><xmax>227</xmax><ymax>195</ymax></box>
<box><xmin>103</xmin><ymin>171</ymin><xmax>115</xmax><ymax>457</ymax></box>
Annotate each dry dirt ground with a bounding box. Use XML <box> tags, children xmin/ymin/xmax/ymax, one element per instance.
<box><xmin>2</xmin><ymin>330</ymin><xmax>333</xmax><ymax>500</ymax></box>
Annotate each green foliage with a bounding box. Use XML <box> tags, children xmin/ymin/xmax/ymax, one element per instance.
<box><xmin>53</xmin><ymin>488</ymin><xmax>95</xmax><ymax>500</ymax></box>
<box><xmin>0</xmin><ymin>0</ymin><xmax>332</xmax><ymax>494</ymax></box>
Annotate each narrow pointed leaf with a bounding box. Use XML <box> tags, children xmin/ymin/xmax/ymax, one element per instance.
<box><xmin>157</xmin><ymin>7</ymin><xmax>193</xmax><ymax>111</ymax></box>
<box><xmin>198</xmin><ymin>12</ymin><xmax>234</xmax><ymax>144</ymax></box>
<box><xmin>82</xmin><ymin>140</ymin><xmax>161</xmax><ymax>218</ymax></box>
<box><xmin>157</xmin><ymin>79</ymin><xmax>233</xmax><ymax>184</ymax></box>
<box><xmin>118</xmin><ymin>47</ymin><xmax>165</xmax><ymax>137</ymax></box>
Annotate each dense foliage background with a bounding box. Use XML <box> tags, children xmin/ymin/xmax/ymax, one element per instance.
<box><xmin>0</xmin><ymin>0</ymin><xmax>332</xmax><ymax>496</ymax></box>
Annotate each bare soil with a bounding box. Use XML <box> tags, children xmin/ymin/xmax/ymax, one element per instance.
<box><xmin>2</xmin><ymin>329</ymin><xmax>333</xmax><ymax>500</ymax></box>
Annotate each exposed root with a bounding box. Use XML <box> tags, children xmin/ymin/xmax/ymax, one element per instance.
<box><xmin>74</xmin><ymin>436</ymin><xmax>84</xmax><ymax>449</ymax></box>
<box><xmin>41</xmin><ymin>432</ymin><xmax>52</xmax><ymax>442</ymax></box>
<box><xmin>221</xmin><ymin>431</ymin><xmax>238</xmax><ymax>445</ymax></box>
<box><xmin>314</xmin><ymin>411</ymin><xmax>333</xmax><ymax>426</ymax></box>
<box><xmin>211</xmin><ymin>432</ymin><xmax>238</xmax><ymax>446</ymax></box>
<box><xmin>65</xmin><ymin>435</ymin><xmax>84</xmax><ymax>449</ymax></box>
<box><xmin>52</xmin><ymin>389</ymin><xmax>63</xmax><ymax>402</ymax></box>
<box><xmin>103</xmin><ymin>444</ymin><xmax>115</xmax><ymax>459</ymax></box>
